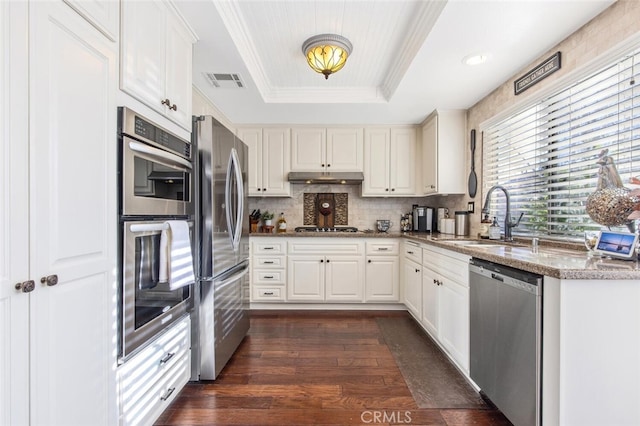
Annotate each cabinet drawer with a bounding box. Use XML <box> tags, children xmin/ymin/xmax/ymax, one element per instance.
<box><xmin>252</xmin><ymin>240</ymin><xmax>286</xmax><ymax>255</ymax></box>
<box><xmin>422</xmin><ymin>246</ymin><xmax>470</xmax><ymax>286</ymax></box>
<box><xmin>366</xmin><ymin>240</ymin><xmax>399</xmax><ymax>255</ymax></box>
<box><xmin>254</xmin><ymin>256</ymin><xmax>285</xmax><ymax>268</ymax></box>
<box><xmin>120</xmin><ymin>350</ymin><xmax>191</xmax><ymax>426</ymax></box>
<box><xmin>403</xmin><ymin>241</ymin><xmax>422</xmax><ymax>263</ymax></box>
<box><xmin>252</xmin><ymin>286</ymin><xmax>285</xmax><ymax>301</ymax></box>
<box><xmin>118</xmin><ymin>315</ymin><xmax>190</xmax><ymax>383</ymax></box>
<box><xmin>253</xmin><ymin>270</ymin><xmax>286</xmax><ymax>285</ymax></box>
<box><xmin>289</xmin><ymin>240</ymin><xmax>363</xmax><ymax>254</ymax></box>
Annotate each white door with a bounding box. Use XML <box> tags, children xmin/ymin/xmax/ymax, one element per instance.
<box><xmin>421</xmin><ymin>268</ymin><xmax>439</xmax><ymax>337</ymax></box>
<box><xmin>291</xmin><ymin>127</ymin><xmax>326</xmax><ymax>171</ymax></box>
<box><xmin>29</xmin><ymin>2</ymin><xmax>117</xmax><ymax>424</ymax></box>
<box><xmin>238</xmin><ymin>128</ymin><xmax>263</xmax><ymax>196</ymax></box>
<box><xmin>365</xmin><ymin>256</ymin><xmax>399</xmax><ymax>302</ymax></box>
<box><xmin>389</xmin><ymin>128</ymin><xmax>416</xmax><ymax>195</ymax></box>
<box><xmin>402</xmin><ymin>259</ymin><xmax>422</xmax><ymax>318</ymax></box>
<box><xmin>287</xmin><ymin>256</ymin><xmax>324</xmax><ymax>301</ymax></box>
<box><xmin>164</xmin><ymin>10</ymin><xmax>194</xmax><ymax>129</ymax></box>
<box><xmin>1</xmin><ymin>2</ymin><xmax>30</xmax><ymax>424</ymax></box>
<box><xmin>439</xmin><ymin>278</ymin><xmax>469</xmax><ymax>371</ymax></box>
<box><xmin>325</xmin><ymin>256</ymin><xmax>364</xmax><ymax>302</ymax></box>
<box><xmin>363</xmin><ymin>128</ymin><xmax>390</xmax><ymax>195</ymax></box>
<box><xmin>262</xmin><ymin>128</ymin><xmax>291</xmax><ymax>196</ymax></box>
<box><xmin>326</xmin><ymin>128</ymin><xmax>364</xmax><ymax>172</ymax></box>
<box><xmin>422</xmin><ymin>115</ymin><xmax>437</xmax><ymax>194</ymax></box>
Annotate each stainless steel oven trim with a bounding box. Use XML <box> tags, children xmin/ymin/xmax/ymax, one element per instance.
<box><xmin>120</xmin><ymin>219</ymin><xmax>194</xmax><ymax>361</ymax></box>
<box><xmin>121</xmin><ymin>135</ymin><xmax>193</xmax><ymax>217</ymax></box>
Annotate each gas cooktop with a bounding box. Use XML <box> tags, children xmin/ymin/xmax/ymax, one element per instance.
<box><xmin>294</xmin><ymin>226</ymin><xmax>359</xmax><ymax>233</ymax></box>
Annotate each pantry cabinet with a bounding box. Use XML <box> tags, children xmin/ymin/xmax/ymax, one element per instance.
<box><xmin>1</xmin><ymin>1</ymin><xmax>118</xmax><ymax>424</ymax></box>
<box><xmin>290</xmin><ymin>127</ymin><xmax>364</xmax><ymax>172</ymax></box>
<box><xmin>240</xmin><ymin>127</ymin><xmax>291</xmax><ymax>197</ymax></box>
<box><xmin>120</xmin><ymin>0</ymin><xmax>196</xmax><ymax>130</ymax></box>
<box><xmin>421</xmin><ymin>110</ymin><xmax>466</xmax><ymax>195</ymax></box>
<box><xmin>363</xmin><ymin>127</ymin><xmax>416</xmax><ymax>196</ymax></box>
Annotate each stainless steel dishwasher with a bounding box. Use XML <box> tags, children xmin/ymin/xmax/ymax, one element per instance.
<box><xmin>469</xmin><ymin>257</ymin><xmax>542</xmax><ymax>426</ymax></box>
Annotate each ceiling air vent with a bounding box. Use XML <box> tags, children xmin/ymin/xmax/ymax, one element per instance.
<box><xmin>203</xmin><ymin>73</ymin><xmax>244</xmax><ymax>88</ymax></box>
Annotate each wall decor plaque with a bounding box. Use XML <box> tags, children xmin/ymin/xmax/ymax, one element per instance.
<box><xmin>514</xmin><ymin>52</ymin><xmax>561</xmax><ymax>95</ymax></box>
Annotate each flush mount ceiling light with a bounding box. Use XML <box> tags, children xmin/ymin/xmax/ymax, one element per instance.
<box><xmin>302</xmin><ymin>34</ymin><xmax>353</xmax><ymax>80</ymax></box>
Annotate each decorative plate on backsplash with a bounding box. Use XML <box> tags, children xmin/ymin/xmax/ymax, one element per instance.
<box><xmin>303</xmin><ymin>193</ymin><xmax>348</xmax><ymax>225</ymax></box>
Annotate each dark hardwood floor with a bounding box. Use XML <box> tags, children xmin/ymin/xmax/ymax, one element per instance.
<box><xmin>156</xmin><ymin>311</ymin><xmax>511</xmax><ymax>426</ymax></box>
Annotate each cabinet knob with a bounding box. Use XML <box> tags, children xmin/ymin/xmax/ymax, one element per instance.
<box><xmin>320</xmin><ymin>259</ymin><xmax>324</xmax><ymax>263</ymax></box>
<box><xmin>169</xmin><ymin>103</ymin><xmax>177</xmax><ymax>111</ymax></box>
<box><xmin>161</xmin><ymin>98</ymin><xmax>171</xmax><ymax>107</ymax></box>
<box><xmin>430</xmin><ymin>185</ymin><xmax>436</xmax><ymax>189</ymax></box>
<box><xmin>368</xmin><ymin>259</ymin><xmax>372</xmax><ymax>263</ymax></box>
<box><xmin>327</xmin><ymin>164</ymin><xmax>331</xmax><ymax>167</ymax></box>
<box><xmin>40</xmin><ymin>274</ymin><xmax>58</xmax><ymax>286</ymax></box>
<box><xmin>263</xmin><ymin>188</ymin><xmax>267</xmax><ymax>191</ymax></box>
<box><xmin>415</xmin><ymin>268</ymin><xmax>420</xmax><ymax>273</ymax></box>
<box><xmin>391</xmin><ymin>188</ymin><xmax>396</xmax><ymax>191</ymax></box>
<box><xmin>433</xmin><ymin>279</ymin><xmax>437</xmax><ymax>284</ymax></box>
<box><xmin>321</xmin><ymin>164</ymin><xmax>325</xmax><ymax>167</ymax></box>
<box><xmin>257</xmin><ymin>188</ymin><xmax>262</xmax><ymax>191</ymax></box>
<box><xmin>326</xmin><ymin>259</ymin><xmax>330</xmax><ymax>263</ymax></box>
<box><xmin>15</xmin><ymin>280</ymin><xmax>35</xmax><ymax>293</ymax></box>
<box><xmin>385</xmin><ymin>188</ymin><xmax>389</xmax><ymax>191</ymax></box>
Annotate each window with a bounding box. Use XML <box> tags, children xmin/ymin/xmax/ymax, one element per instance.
<box><xmin>482</xmin><ymin>47</ymin><xmax>640</xmax><ymax>239</ymax></box>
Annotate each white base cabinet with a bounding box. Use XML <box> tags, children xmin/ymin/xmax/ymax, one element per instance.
<box><xmin>118</xmin><ymin>316</ymin><xmax>191</xmax><ymax>426</ymax></box>
<box><xmin>1</xmin><ymin>1</ymin><xmax>118</xmax><ymax>424</ymax></box>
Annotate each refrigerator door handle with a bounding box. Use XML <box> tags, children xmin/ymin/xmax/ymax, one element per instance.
<box><xmin>214</xmin><ymin>260</ymin><xmax>249</xmax><ymax>286</ymax></box>
<box><xmin>225</xmin><ymin>148</ymin><xmax>244</xmax><ymax>252</ymax></box>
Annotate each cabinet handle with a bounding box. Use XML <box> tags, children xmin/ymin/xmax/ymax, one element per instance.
<box><xmin>159</xmin><ymin>352</ymin><xmax>175</xmax><ymax>365</ymax></box>
<box><xmin>40</xmin><ymin>274</ymin><xmax>58</xmax><ymax>286</ymax></box>
<box><xmin>264</xmin><ymin>275</ymin><xmax>274</xmax><ymax>279</ymax></box>
<box><xmin>15</xmin><ymin>280</ymin><xmax>35</xmax><ymax>293</ymax></box>
<box><xmin>160</xmin><ymin>387</ymin><xmax>176</xmax><ymax>401</ymax></box>
<box><xmin>263</xmin><ymin>247</ymin><xmax>274</xmax><ymax>250</ymax></box>
<box><xmin>263</xmin><ymin>261</ymin><xmax>274</xmax><ymax>264</ymax></box>
<box><xmin>377</xmin><ymin>247</ymin><xmax>388</xmax><ymax>251</ymax></box>
<box><xmin>263</xmin><ymin>291</ymin><xmax>274</xmax><ymax>296</ymax></box>
<box><xmin>407</xmin><ymin>251</ymin><xmax>414</xmax><ymax>254</ymax></box>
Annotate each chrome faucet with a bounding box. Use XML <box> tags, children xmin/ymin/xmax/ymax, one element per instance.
<box><xmin>481</xmin><ymin>185</ymin><xmax>523</xmax><ymax>242</ymax></box>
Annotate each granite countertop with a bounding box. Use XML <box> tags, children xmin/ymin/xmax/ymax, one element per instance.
<box><xmin>249</xmin><ymin>230</ymin><xmax>640</xmax><ymax>279</ymax></box>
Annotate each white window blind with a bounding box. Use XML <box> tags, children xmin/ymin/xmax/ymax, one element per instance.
<box><xmin>483</xmin><ymin>47</ymin><xmax>640</xmax><ymax>239</ymax></box>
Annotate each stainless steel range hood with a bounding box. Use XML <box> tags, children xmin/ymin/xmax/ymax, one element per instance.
<box><xmin>287</xmin><ymin>171</ymin><xmax>364</xmax><ymax>185</ymax></box>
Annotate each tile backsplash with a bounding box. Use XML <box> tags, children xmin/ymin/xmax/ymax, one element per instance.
<box><xmin>248</xmin><ymin>184</ymin><xmax>462</xmax><ymax>232</ymax></box>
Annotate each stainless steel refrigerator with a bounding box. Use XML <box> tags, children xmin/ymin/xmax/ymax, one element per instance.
<box><xmin>191</xmin><ymin>115</ymin><xmax>250</xmax><ymax>380</ymax></box>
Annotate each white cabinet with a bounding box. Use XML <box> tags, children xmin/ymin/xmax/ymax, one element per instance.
<box><xmin>118</xmin><ymin>316</ymin><xmax>191</xmax><ymax>426</ymax></box>
<box><xmin>287</xmin><ymin>240</ymin><xmax>364</xmax><ymax>302</ymax></box>
<box><xmin>421</xmin><ymin>244</ymin><xmax>470</xmax><ymax>372</ymax></box>
<box><xmin>363</xmin><ymin>127</ymin><xmax>416</xmax><ymax>196</ymax></box>
<box><xmin>251</xmin><ymin>239</ymin><xmax>287</xmax><ymax>302</ymax></box>
<box><xmin>63</xmin><ymin>0</ymin><xmax>119</xmax><ymax>40</ymax></box>
<box><xmin>365</xmin><ymin>240</ymin><xmax>400</xmax><ymax>302</ymax></box>
<box><xmin>120</xmin><ymin>0</ymin><xmax>196</xmax><ymax>130</ymax></box>
<box><xmin>422</xmin><ymin>110</ymin><xmax>466</xmax><ymax>195</ymax></box>
<box><xmin>403</xmin><ymin>258</ymin><xmax>422</xmax><ymax>319</ymax></box>
<box><xmin>1</xmin><ymin>1</ymin><xmax>118</xmax><ymax>424</ymax></box>
<box><xmin>239</xmin><ymin>127</ymin><xmax>291</xmax><ymax>197</ymax></box>
<box><xmin>290</xmin><ymin>127</ymin><xmax>364</xmax><ymax>172</ymax></box>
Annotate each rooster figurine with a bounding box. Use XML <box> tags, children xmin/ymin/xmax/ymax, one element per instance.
<box><xmin>586</xmin><ymin>149</ymin><xmax>638</xmax><ymax>232</ymax></box>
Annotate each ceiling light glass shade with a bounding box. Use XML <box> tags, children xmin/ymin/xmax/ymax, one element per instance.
<box><xmin>302</xmin><ymin>34</ymin><xmax>353</xmax><ymax>80</ymax></box>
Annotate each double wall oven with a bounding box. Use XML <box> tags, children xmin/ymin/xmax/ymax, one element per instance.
<box><xmin>117</xmin><ymin>107</ymin><xmax>195</xmax><ymax>361</ymax></box>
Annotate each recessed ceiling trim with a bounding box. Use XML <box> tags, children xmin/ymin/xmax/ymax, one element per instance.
<box><xmin>266</xmin><ymin>87</ymin><xmax>385</xmax><ymax>104</ymax></box>
<box><xmin>380</xmin><ymin>0</ymin><xmax>447</xmax><ymax>100</ymax></box>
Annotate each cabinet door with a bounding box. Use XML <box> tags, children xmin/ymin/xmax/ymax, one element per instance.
<box><xmin>362</xmin><ymin>128</ymin><xmax>390</xmax><ymax>195</ymax></box>
<box><xmin>262</xmin><ymin>128</ymin><xmax>291</xmax><ymax>196</ymax></box>
<box><xmin>164</xmin><ymin>9</ymin><xmax>194</xmax><ymax>129</ymax></box>
<box><xmin>291</xmin><ymin>127</ymin><xmax>326</xmax><ymax>171</ymax></box>
<box><xmin>1</xmin><ymin>3</ymin><xmax>30</xmax><ymax>424</ymax></box>
<box><xmin>63</xmin><ymin>0</ymin><xmax>119</xmax><ymax>40</ymax></box>
<box><xmin>422</xmin><ymin>115</ymin><xmax>437</xmax><ymax>194</ymax></box>
<box><xmin>30</xmin><ymin>2</ymin><xmax>117</xmax><ymax>423</ymax></box>
<box><xmin>421</xmin><ymin>268</ymin><xmax>439</xmax><ymax>337</ymax></box>
<box><xmin>402</xmin><ymin>259</ymin><xmax>422</xmax><ymax>319</ymax></box>
<box><xmin>439</xmin><ymin>278</ymin><xmax>470</xmax><ymax>371</ymax></box>
<box><xmin>389</xmin><ymin>128</ymin><xmax>416</xmax><ymax>195</ymax></box>
<box><xmin>325</xmin><ymin>256</ymin><xmax>365</xmax><ymax>302</ymax></box>
<box><xmin>288</xmin><ymin>256</ymin><xmax>324</xmax><ymax>301</ymax></box>
<box><xmin>238</xmin><ymin>128</ymin><xmax>263</xmax><ymax>196</ymax></box>
<box><xmin>326</xmin><ymin>128</ymin><xmax>364</xmax><ymax>172</ymax></box>
<box><xmin>365</xmin><ymin>256</ymin><xmax>399</xmax><ymax>302</ymax></box>
<box><xmin>120</xmin><ymin>0</ymin><xmax>166</xmax><ymax>115</ymax></box>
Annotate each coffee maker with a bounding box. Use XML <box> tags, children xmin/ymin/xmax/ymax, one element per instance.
<box><xmin>412</xmin><ymin>206</ymin><xmax>435</xmax><ymax>232</ymax></box>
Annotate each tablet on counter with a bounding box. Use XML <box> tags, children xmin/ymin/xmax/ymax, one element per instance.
<box><xmin>594</xmin><ymin>230</ymin><xmax>639</xmax><ymax>260</ymax></box>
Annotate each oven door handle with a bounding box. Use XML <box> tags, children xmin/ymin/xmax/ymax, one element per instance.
<box><xmin>128</xmin><ymin>140</ymin><xmax>192</xmax><ymax>170</ymax></box>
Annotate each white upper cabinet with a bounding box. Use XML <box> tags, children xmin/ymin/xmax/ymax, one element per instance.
<box><xmin>290</xmin><ymin>127</ymin><xmax>363</xmax><ymax>172</ymax></box>
<box><xmin>239</xmin><ymin>127</ymin><xmax>291</xmax><ymax>197</ymax></box>
<box><xmin>422</xmin><ymin>110</ymin><xmax>466</xmax><ymax>195</ymax></box>
<box><xmin>63</xmin><ymin>0</ymin><xmax>119</xmax><ymax>40</ymax></box>
<box><xmin>120</xmin><ymin>0</ymin><xmax>196</xmax><ymax>130</ymax></box>
<box><xmin>363</xmin><ymin>127</ymin><xmax>416</xmax><ymax>196</ymax></box>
